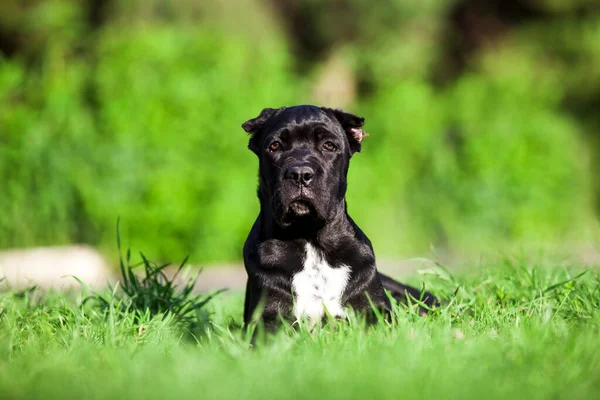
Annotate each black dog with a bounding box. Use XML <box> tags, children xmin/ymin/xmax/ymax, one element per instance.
<box><xmin>242</xmin><ymin>105</ymin><xmax>436</xmax><ymax>327</ymax></box>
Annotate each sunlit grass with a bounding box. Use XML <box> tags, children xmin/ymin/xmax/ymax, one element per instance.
<box><xmin>0</xmin><ymin>257</ymin><xmax>598</xmax><ymax>400</ymax></box>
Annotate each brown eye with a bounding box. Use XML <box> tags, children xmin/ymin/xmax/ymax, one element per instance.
<box><xmin>323</xmin><ymin>141</ymin><xmax>337</xmax><ymax>152</ymax></box>
<box><xmin>268</xmin><ymin>141</ymin><xmax>281</xmax><ymax>152</ymax></box>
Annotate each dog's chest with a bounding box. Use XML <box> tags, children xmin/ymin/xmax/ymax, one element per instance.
<box><xmin>291</xmin><ymin>244</ymin><xmax>350</xmax><ymax>321</ymax></box>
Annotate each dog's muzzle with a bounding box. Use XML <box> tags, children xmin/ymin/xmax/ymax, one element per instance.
<box><xmin>279</xmin><ymin>163</ymin><xmax>320</xmax><ymax>221</ymax></box>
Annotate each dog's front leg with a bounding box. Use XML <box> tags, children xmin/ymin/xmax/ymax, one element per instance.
<box><xmin>243</xmin><ymin>271</ymin><xmax>294</xmax><ymax>327</ymax></box>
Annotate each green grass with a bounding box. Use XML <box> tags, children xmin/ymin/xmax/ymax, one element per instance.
<box><xmin>0</xmin><ymin>258</ymin><xmax>599</xmax><ymax>400</ymax></box>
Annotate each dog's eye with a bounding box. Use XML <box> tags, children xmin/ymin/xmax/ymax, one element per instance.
<box><xmin>268</xmin><ymin>141</ymin><xmax>281</xmax><ymax>152</ymax></box>
<box><xmin>323</xmin><ymin>141</ymin><xmax>337</xmax><ymax>152</ymax></box>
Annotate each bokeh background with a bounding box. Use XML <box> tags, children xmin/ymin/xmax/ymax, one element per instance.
<box><xmin>1</xmin><ymin>0</ymin><xmax>600</xmax><ymax>266</ymax></box>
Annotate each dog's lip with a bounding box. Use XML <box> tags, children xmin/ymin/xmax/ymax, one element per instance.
<box><xmin>290</xmin><ymin>193</ymin><xmax>315</xmax><ymax>205</ymax></box>
<box><xmin>286</xmin><ymin>197</ymin><xmax>316</xmax><ymax>217</ymax></box>
<box><xmin>289</xmin><ymin>198</ymin><xmax>312</xmax><ymax>211</ymax></box>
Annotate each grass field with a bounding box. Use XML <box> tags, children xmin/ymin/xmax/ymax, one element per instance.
<box><xmin>0</xmin><ymin>257</ymin><xmax>599</xmax><ymax>400</ymax></box>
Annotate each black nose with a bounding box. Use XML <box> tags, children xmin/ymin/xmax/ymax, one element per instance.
<box><xmin>285</xmin><ymin>165</ymin><xmax>315</xmax><ymax>186</ymax></box>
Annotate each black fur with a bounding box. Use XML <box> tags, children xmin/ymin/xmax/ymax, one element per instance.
<box><xmin>242</xmin><ymin>105</ymin><xmax>437</xmax><ymax>326</ymax></box>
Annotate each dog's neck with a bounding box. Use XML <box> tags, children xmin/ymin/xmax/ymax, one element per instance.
<box><xmin>257</xmin><ymin>200</ymin><xmax>352</xmax><ymax>246</ymax></box>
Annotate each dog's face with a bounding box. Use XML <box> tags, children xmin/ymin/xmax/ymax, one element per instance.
<box><xmin>242</xmin><ymin>105</ymin><xmax>368</xmax><ymax>227</ymax></box>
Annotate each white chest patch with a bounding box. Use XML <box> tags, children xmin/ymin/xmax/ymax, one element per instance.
<box><xmin>292</xmin><ymin>244</ymin><xmax>351</xmax><ymax>322</ymax></box>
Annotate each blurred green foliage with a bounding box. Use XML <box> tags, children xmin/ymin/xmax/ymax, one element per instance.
<box><xmin>0</xmin><ymin>0</ymin><xmax>599</xmax><ymax>262</ymax></box>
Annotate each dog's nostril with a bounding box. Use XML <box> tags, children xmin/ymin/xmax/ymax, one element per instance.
<box><xmin>286</xmin><ymin>166</ymin><xmax>315</xmax><ymax>185</ymax></box>
<box><xmin>302</xmin><ymin>170</ymin><xmax>314</xmax><ymax>183</ymax></box>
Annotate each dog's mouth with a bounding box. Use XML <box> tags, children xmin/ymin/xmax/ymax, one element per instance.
<box><xmin>289</xmin><ymin>199</ymin><xmax>313</xmax><ymax>216</ymax></box>
<box><xmin>277</xmin><ymin>184</ymin><xmax>325</xmax><ymax>226</ymax></box>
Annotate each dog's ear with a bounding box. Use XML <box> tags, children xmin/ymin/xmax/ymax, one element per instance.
<box><xmin>242</xmin><ymin>107</ymin><xmax>284</xmax><ymax>155</ymax></box>
<box><xmin>321</xmin><ymin>107</ymin><xmax>369</xmax><ymax>155</ymax></box>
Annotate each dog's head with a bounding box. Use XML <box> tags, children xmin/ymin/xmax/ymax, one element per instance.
<box><xmin>242</xmin><ymin>105</ymin><xmax>368</xmax><ymax>228</ymax></box>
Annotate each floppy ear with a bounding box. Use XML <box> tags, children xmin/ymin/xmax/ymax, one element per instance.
<box><xmin>242</xmin><ymin>107</ymin><xmax>284</xmax><ymax>155</ymax></box>
<box><xmin>321</xmin><ymin>107</ymin><xmax>369</xmax><ymax>155</ymax></box>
